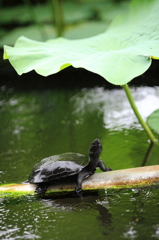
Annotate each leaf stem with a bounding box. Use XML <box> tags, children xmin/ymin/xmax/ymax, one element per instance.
<box><xmin>23</xmin><ymin>0</ymin><xmax>46</xmax><ymax>40</ymax></box>
<box><xmin>50</xmin><ymin>0</ymin><xmax>64</xmax><ymax>37</ymax></box>
<box><xmin>122</xmin><ymin>83</ymin><xmax>157</xmax><ymax>143</ymax></box>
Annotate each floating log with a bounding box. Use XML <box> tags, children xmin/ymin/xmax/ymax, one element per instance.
<box><xmin>1</xmin><ymin>165</ymin><xmax>159</xmax><ymax>197</ymax></box>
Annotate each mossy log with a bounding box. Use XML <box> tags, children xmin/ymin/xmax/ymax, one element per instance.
<box><xmin>1</xmin><ymin>165</ymin><xmax>159</xmax><ymax>197</ymax></box>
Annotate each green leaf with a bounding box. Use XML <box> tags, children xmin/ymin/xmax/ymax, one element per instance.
<box><xmin>3</xmin><ymin>0</ymin><xmax>159</xmax><ymax>85</ymax></box>
<box><xmin>0</xmin><ymin>25</ymin><xmax>57</xmax><ymax>47</ymax></box>
<box><xmin>147</xmin><ymin>110</ymin><xmax>159</xmax><ymax>133</ymax></box>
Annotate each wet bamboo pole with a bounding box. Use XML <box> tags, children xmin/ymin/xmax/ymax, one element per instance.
<box><xmin>1</xmin><ymin>165</ymin><xmax>159</xmax><ymax>197</ymax></box>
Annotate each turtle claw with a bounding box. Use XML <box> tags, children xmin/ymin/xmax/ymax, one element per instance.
<box><xmin>107</xmin><ymin>167</ymin><xmax>112</xmax><ymax>171</ymax></box>
<box><xmin>76</xmin><ymin>190</ymin><xmax>83</xmax><ymax>198</ymax></box>
<box><xmin>75</xmin><ymin>187</ymin><xmax>83</xmax><ymax>197</ymax></box>
<box><xmin>35</xmin><ymin>184</ymin><xmax>48</xmax><ymax>195</ymax></box>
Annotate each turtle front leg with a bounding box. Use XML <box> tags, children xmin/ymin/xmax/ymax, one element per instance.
<box><xmin>97</xmin><ymin>160</ymin><xmax>112</xmax><ymax>172</ymax></box>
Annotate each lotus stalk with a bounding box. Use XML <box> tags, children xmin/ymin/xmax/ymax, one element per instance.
<box><xmin>122</xmin><ymin>84</ymin><xmax>157</xmax><ymax>143</ymax></box>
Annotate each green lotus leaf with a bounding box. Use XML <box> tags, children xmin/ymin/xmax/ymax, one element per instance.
<box><xmin>147</xmin><ymin>110</ymin><xmax>159</xmax><ymax>133</ymax></box>
<box><xmin>3</xmin><ymin>0</ymin><xmax>159</xmax><ymax>85</ymax></box>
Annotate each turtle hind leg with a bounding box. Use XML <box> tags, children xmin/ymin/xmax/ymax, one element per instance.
<box><xmin>75</xmin><ymin>167</ymin><xmax>89</xmax><ymax>197</ymax></box>
<box><xmin>35</xmin><ymin>183</ymin><xmax>48</xmax><ymax>195</ymax></box>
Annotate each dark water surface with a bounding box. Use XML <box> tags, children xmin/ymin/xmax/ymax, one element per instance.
<box><xmin>0</xmin><ymin>86</ymin><xmax>159</xmax><ymax>239</ymax></box>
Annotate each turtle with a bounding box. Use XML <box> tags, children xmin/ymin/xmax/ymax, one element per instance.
<box><xmin>28</xmin><ymin>139</ymin><xmax>112</xmax><ymax>195</ymax></box>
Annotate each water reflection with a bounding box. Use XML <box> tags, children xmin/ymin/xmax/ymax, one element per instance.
<box><xmin>141</xmin><ymin>141</ymin><xmax>155</xmax><ymax>166</ymax></box>
<box><xmin>34</xmin><ymin>187</ymin><xmax>159</xmax><ymax>238</ymax></box>
<box><xmin>0</xmin><ymin>87</ymin><xmax>159</xmax><ymax>184</ymax></box>
<box><xmin>72</xmin><ymin>86</ymin><xmax>159</xmax><ymax>130</ymax></box>
<box><xmin>1</xmin><ymin>187</ymin><xmax>159</xmax><ymax>239</ymax></box>
<box><xmin>40</xmin><ymin>190</ymin><xmax>113</xmax><ymax>236</ymax></box>
<box><xmin>1</xmin><ymin>84</ymin><xmax>159</xmax><ymax>239</ymax></box>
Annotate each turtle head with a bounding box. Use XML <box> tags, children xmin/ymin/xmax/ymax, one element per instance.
<box><xmin>89</xmin><ymin>139</ymin><xmax>102</xmax><ymax>159</ymax></box>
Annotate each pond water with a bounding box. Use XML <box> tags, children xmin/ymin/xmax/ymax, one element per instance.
<box><xmin>0</xmin><ymin>85</ymin><xmax>159</xmax><ymax>239</ymax></box>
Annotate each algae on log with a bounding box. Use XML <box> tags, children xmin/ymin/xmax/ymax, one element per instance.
<box><xmin>1</xmin><ymin>165</ymin><xmax>159</xmax><ymax>197</ymax></box>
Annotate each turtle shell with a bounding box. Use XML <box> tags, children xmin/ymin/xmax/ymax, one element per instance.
<box><xmin>28</xmin><ymin>152</ymin><xmax>88</xmax><ymax>183</ymax></box>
